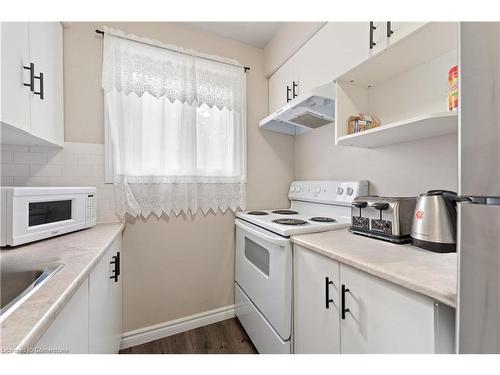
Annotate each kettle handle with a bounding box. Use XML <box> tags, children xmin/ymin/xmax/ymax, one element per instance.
<box><xmin>440</xmin><ymin>192</ymin><xmax>471</xmax><ymax>237</ymax></box>
<box><xmin>425</xmin><ymin>189</ymin><xmax>457</xmax><ymax>196</ymax></box>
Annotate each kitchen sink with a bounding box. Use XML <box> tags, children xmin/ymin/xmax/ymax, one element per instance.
<box><xmin>0</xmin><ymin>263</ymin><xmax>64</xmax><ymax>319</ymax></box>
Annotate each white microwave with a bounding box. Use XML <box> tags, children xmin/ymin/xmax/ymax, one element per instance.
<box><xmin>1</xmin><ymin>187</ymin><xmax>97</xmax><ymax>247</ymax></box>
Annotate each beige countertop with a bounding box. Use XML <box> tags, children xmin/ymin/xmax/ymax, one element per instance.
<box><xmin>0</xmin><ymin>223</ymin><xmax>124</xmax><ymax>353</ymax></box>
<box><xmin>292</xmin><ymin>229</ymin><xmax>457</xmax><ymax>308</ymax></box>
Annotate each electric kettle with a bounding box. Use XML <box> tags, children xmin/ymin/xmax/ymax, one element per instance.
<box><xmin>411</xmin><ymin>190</ymin><xmax>467</xmax><ymax>253</ymax></box>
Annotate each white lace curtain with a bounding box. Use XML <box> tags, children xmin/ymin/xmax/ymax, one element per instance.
<box><xmin>102</xmin><ymin>27</ymin><xmax>247</xmax><ymax>218</ymax></box>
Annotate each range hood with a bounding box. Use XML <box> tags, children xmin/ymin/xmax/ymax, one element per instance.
<box><xmin>259</xmin><ymin>82</ymin><xmax>335</xmax><ymax>136</ymax></box>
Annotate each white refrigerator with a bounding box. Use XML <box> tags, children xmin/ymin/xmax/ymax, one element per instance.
<box><xmin>457</xmin><ymin>22</ymin><xmax>500</xmax><ymax>353</ymax></box>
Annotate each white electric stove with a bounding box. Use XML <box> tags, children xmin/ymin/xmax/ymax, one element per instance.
<box><xmin>234</xmin><ymin>180</ymin><xmax>368</xmax><ymax>353</ymax></box>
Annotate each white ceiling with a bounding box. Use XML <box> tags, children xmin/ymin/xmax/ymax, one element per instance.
<box><xmin>187</xmin><ymin>22</ymin><xmax>283</xmax><ymax>48</ymax></box>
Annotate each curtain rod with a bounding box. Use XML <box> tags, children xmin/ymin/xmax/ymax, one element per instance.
<box><xmin>95</xmin><ymin>29</ymin><xmax>250</xmax><ymax>73</ymax></box>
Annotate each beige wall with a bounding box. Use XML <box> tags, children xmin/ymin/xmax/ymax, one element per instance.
<box><xmin>63</xmin><ymin>22</ymin><xmax>294</xmax><ymax>332</ymax></box>
<box><xmin>295</xmin><ymin>125</ymin><xmax>457</xmax><ymax>196</ymax></box>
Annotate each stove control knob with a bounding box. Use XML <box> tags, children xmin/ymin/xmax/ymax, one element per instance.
<box><xmin>314</xmin><ymin>187</ymin><xmax>321</xmax><ymax>196</ymax></box>
<box><xmin>296</xmin><ymin>186</ymin><xmax>302</xmax><ymax>193</ymax></box>
<box><xmin>346</xmin><ymin>187</ymin><xmax>354</xmax><ymax>196</ymax></box>
<box><xmin>337</xmin><ymin>187</ymin><xmax>344</xmax><ymax>195</ymax></box>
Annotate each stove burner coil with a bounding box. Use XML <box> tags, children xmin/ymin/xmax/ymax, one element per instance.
<box><xmin>272</xmin><ymin>218</ymin><xmax>308</xmax><ymax>226</ymax></box>
<box><xmin>309</xmin><ymin>217</ymin><xmax>337</xmax><ymax>223</ymax></box>
<box><xmin>247</xmin><ymin>211</ymin><xmax>268</xmax><ymax>215</ymax></box>
<box><xmin>271</xmin><ymin>210</ymin><xmax>299</xmax><ymax>215</ymax></box>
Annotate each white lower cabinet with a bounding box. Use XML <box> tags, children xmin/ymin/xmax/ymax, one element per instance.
<box><xmin>36</xmin><ymin>279</ymin><xmax>89</xmax><ymax>354</ymax></box>
<box><xmin>35</xmin><ymin>235</ymin><xmax>123</xmax><ymax>353</ymax></box>
<box><xmin>89</xmin><ymin>235</ymin><xmax>123</xmax><ymax>353</ymax></box>
<box><xmin>293</xmin><ymin>245</ymin><xmax>455</xmax><ymax>354</ymax></box>
<box><xmin>294</xmin><ymin>246</ymin><xmax>340</xmax><ymax>353</ymax></box>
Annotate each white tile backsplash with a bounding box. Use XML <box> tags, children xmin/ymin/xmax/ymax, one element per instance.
<box><xmin>30</xmin><ymin>164</ymin><xmax>63</xmax><ymax>177</ymax></box>
<box><xmin>14</xmin><ymin>152</ymin><xmax>48</xmax><ymax>165</ymax></box>
<box><xmin>1</xmin><ymin>142</ymin><xmax>118</xmax><ymax>223</ymax></box>
<box><xmin>2</xmin><ymin>151</ymin><xmax>14</xmax><ymax>164</ymax></box>
<box><xmin>2</xmin><ymin>164</ymin><xmax>31</xmax><ymax>177</ymax></box>
<box><xmin>2</xmin><ymin>145</ymin><xmax>29</xmax><ymax>152</ymax></box>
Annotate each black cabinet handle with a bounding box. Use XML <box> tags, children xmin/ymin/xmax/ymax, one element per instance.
<box><xmin>369</xmin><ymin>22</ymin><xmax>377</xmax><ymax>49</ymax></box>
<box><xmin>341</xmin><ymin>284</ymin><xmax>350</xmax><ymax>319</ymax></box>
<box><xmin>110</xmin><ymin>251</ymin><xmax>120</xmax><ymax>282</ymax></box>
<box><xmin>387</xmin><ymin>21</ymin><xmax>394</xmax><ymax>38</ymax></box>
<box><xmin>23</xmin><ymin>63</ymin><xmax>35</xmax><ymax>91</ymax></box>
<box><xmin>325</xmin><ymin>277</ymin><xmax>334</xmax><ymax>309</ymax></box>
<box><xmin>292</xmin><ymin>81</ymin><xmax>298</xmax><ymax>99</ymax></box>
<box><xmin>34</xmin><ymin>72</ymin><xmax>44</xmax><ymax>100</ymax></box>
<box><xmin>286</xmin><ymin>85</ymin><xmax>291</xmax><ymax>103</ymax></box>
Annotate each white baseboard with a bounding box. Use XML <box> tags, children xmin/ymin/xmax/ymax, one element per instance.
<box><xmin>120</xmin><ymin>304</ymin><xmax>235</xmax><ymax>350</ymax></box>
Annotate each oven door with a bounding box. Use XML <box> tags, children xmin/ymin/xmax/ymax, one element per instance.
<box><xmin>235</xmin><ymin>219</ymin><xmax>292</xmax><ymax>340</ymax></box>
<box><xmin>10</xmin><ymin>193</ymin><xmax>87</xmax><ymax>246</ymax></box>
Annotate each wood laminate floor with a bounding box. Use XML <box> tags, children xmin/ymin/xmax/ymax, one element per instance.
<box><xmin>119</xmin><ymin>318</ymin><xmax>257</xmax><ymax>354</ymax></box>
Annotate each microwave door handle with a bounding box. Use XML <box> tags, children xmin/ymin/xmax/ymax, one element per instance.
<box><xmin>235</xmin><ymin>219</ymin><xmax>289</xmax><ymax>246</ymax></box>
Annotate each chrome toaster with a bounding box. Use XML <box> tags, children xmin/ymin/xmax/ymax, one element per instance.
<box><xmin>349</xmin><ymin>196</ymin><xmax>417</xmax><ymax>244</ymax></box>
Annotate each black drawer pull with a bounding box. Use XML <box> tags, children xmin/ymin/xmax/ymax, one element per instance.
<box><xmin>341</xmin><ymin>284</ymin><xmax>350</xmax><ymax>319</ymax></box>
<box><xmin>369</xmin><ymin>21</ymin><xmax>377</xmax><ymax>49</ymax></box>
<box><xmin>292</xmin><ymin>81</ymin><xmax>298</xmax><ymax>98</ymax></box>
<box><xmin>110</xmin><ymin>251</ymin><xmax>120</xmax><ymax>282</ymax></box>
<box><xmin>23</xmin><ymin>63</ymin><xmax>35</xmax><ymax>91</ymax></box>
<box><xmin>387</xmin><ymin>21</ymin><xmax>394</xmax><ymax>37</ymax></box>
<box><xmin>325</xmin><ymin>277</ymin><xmax>334</xmax><ymax>309</ymax></box>
<box><xmin>286</xmin><ymin>85</ymin><xmax>291</xmax><ymax>103</ymax></box>
<box><xmin>34</xmin><ymin>72</ymin><xmax>44</xmax><ymax>100</ymax></box>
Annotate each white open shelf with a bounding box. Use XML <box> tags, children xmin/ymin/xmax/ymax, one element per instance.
<box><xmin>334</xmin><ymin>22</ymin><xmax>458</xmax><ymax>148</ymax></box>
<box><xmin>336</xmin><ymin>112</ymin><xmax>457</xmax><ymax>148</ymax></box>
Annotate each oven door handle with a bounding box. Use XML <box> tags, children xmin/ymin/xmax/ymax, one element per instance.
<box><xmin>235</xmin><ymin>219</ymin><xmax>289</xmax><ymax>246</ymax></box>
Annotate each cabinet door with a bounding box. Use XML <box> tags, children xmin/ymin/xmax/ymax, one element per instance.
<box><xmin>339</xmin><ymin>264</ymin><xmax>437</xmax><ymax>353</ymax></box>
<box><xmin>294</xmin><ymin>22</ymin><xmax>370</xmax><ymax>95</ymax></box>
<box><xmin>268</xmin><ymin>59</ymin><xmax>295</xmax><ymax>113</ymax></box>
<box><xmin>29</xmin><ymin>22</ymin><xmax>64</xmax><ymax>146</ymax></box>
<box><xmin>89</xmin><ymin>235</ymin><xmax>123</xmax><ymax>353</ymax></box>
<box><xmin>386</xmin><ymin>22</ymin><xmax>426</xmax><ymax>46</ymax></box>
<box><xmin>294</xmin><ymin>245</ymin><xmax>340</xmax><ymax>353</ymax></box>
<box><xmin>369</xmin><ymin>22</ymin><xmax>387</xmax><ymax>56</ymax></box>
<box><xmin>36</xmin><ymin>279</ymin><xmax>89</xmax><ymax>354</ymax></box>
<box><xmin>0</xmin><ymin>22</ymin><xmax>31</xmax><ymax>132</ymax></box>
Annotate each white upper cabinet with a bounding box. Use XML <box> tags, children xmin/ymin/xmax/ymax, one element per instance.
<box><xmin>268</xmin><ymin>56</ymin><xmax>296</xmax><ymax>114</ymax></box>
<box><xmin>386</xmin><ymin>22</ymin><xmax>426</xmax><ymax>46</ymax></box>
<box><xmin>335</xmin><ymin>22</ymin><xmax>458</xmax><ymax>148</ymax></box>
<box><xmin>29</xmin><ymin>23</ymin><xmax>64</xmax><ymax>146</ymax></box>
<box><xmin>368</xmin><ymin>22</ymin><xmax>387</xmax><ymax>55</ymax></box>
<box><xmin>294</xmin><ymin>23</ymin><xmax>370</xmax><ymax>95</ymax></box>
<box><xmin>1</xmin><ymin>22</ymin><xmax>64</xmax><ymax>147</ymax></box>
<box><xmin>1</xmin><ymin>22</ymin><xmax>31</xmax><ymax>133</ymax></box>
<box><xmin>267</xmin><ymin>22</ymin><xmax>369</xmax><ymax>116</ymax></box>
<box><xmin>266</xmin><ymin>22</ymin><xmax>430</xmax><ymax>124</ymax></box>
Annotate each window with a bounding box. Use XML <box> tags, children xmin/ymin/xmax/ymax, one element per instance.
<box><xmin>102</xmin><ymin>27</ymin><xmax>246</xmax><ymax>218</ymax></box>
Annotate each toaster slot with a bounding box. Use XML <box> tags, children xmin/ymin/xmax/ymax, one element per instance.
<box><xmin>351</xmin><ymin>200</ymin><xmax>369</xmax><ymax>230</ymax></box>
<box><xmin>371</xmin><ymin>219</ymin><xmax>393</xmax><ymax>234</ymax></box>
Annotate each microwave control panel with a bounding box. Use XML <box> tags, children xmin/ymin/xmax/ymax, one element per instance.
<box><xmin>86</xmin><ymin>194</ymin><xmax>97</xmax><ymax>227</ymax></box>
